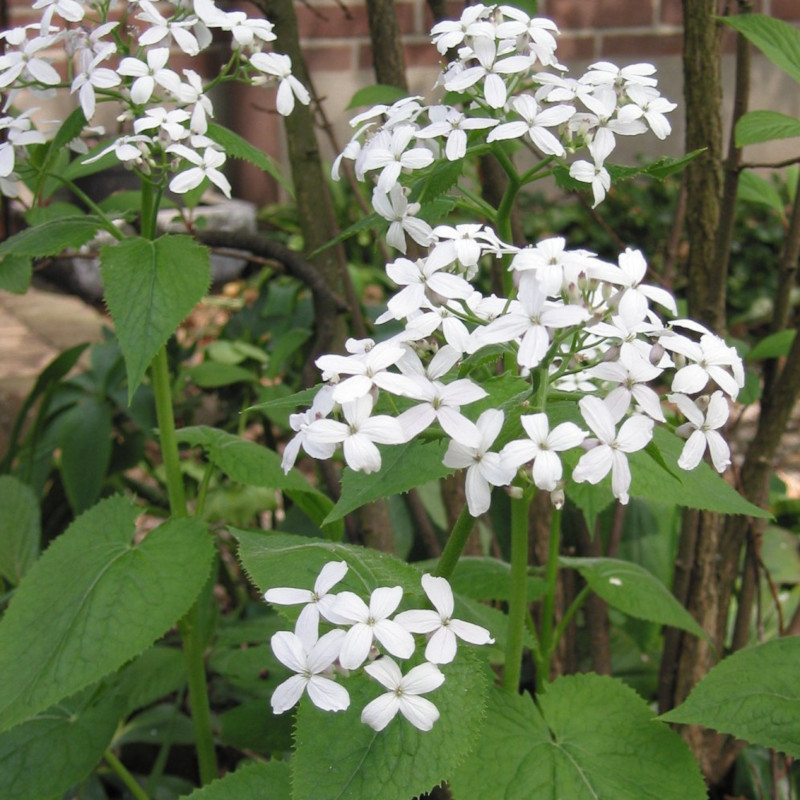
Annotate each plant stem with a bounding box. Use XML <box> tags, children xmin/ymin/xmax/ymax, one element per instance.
<box><xmin>142</xmin><ymin>179</ymin><xmax>217</xmax><ymax>784</ymax></box>
<box><xmin>550</xmin><ymin>584</ymin><xmax>590</xmax><ymax>653</ymax></box>
<box><xmin>151</xmin><ymin>347</ymin><xmax>187</xmax><ymax>518</ymax></box>
<box><xmin>536</xmin><ymin>506</ymin><xmax>563</xmax><ymax>691</ymax></box>
<box><xmin>434</xmin><ymin>505</ymin><xmax>474</xmax><ymax>580</ymax></box>
<box><xmin>504</xmin><ymin>489</ymin><xmax>532</xmax><ymax>692</ymax></box>
<box><xmin>104</xmin><ymin>750</ymin><xmax>151</xmax><ymax>800</ymax></box>
<box><xmin>178</xmin><ymin>606</ymin><xmax>218</xmax><ymax>785</ymax></box>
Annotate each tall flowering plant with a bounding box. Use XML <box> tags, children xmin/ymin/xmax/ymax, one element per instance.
<box><xmin>0</xmin><ymin>2</ymin><xmax>775</xmax><ymax>800</ymax></box>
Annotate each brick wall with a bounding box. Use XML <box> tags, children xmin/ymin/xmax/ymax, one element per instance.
<box><xmin>5</xmin><ymin>1</ymin><xmax>800</xmax><ymax>203</ymax></box>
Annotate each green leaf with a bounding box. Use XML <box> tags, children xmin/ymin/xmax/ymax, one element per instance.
<box><xmin>308</xmin><ymin>211</ymin><xmax>383</xmax><ymax>258</ymax></box>
<box><xmin>723</xmin><ymin>14</ymin><xmax>800</xmax><ymax>84</ymax></box>
<box><xmin>218</xmin><ymin>699</ymin><xmax>294</xmax><ymax>754</ymax></box>
<box><xmin>661</xmin><ymin>636</ymin><xmax>800</xmax><ymax>756</ymax></box>
<box><xmin>293</xmin><ymin>649</ymin><xmax>490</xmax><ymax>800</ymax></box>
<box><xmin>183</xmin><ymin>760</ymin><xmax>291</xmax><ymax>800</ymax></box>
<box><xmin>0</xmin><ymin>476</ymin><xmax>40</xmax><ymax>585</ymax></box>
<box><xmin>248</xmin><ymin>384</ymin><xmax>322</xmax><ymax>414</ymax></box>
<box><xmin>113</xmin><ymin>646</ymin><xmax>187</xmax><ymax>716</ymax></box>
<box><xmin>58</xmin><ymin>397</ymin><xmax>113</xmax><ymax>514</ymax></box>
<box><xmin>747</xmin><ymin>329</ymin><xmax>796</xmax><ymax>360</ymax></box>
<box><xmin>738</xmin><ymin>170</ymin><xmax>786</xmax><ymax>216</ymax></box>
<box><xmin>347</xmin><ymin>84</ymin><xmax>409</xmax><ymax>109</ymax></box>
<box><xmin>185</xmin><ymin>361</ymin><xmax>257</xmax><ymax>388</ymax></box>
<box><xmin>0</xmin><ymin>496</ymin><xmax>214</xmax><ymax>733</ymax></box>
<box><xmin>560</xmin><ymin>556</ymin><xmax>707</xmax><ymax>640</ymax></box>
<box><xmin>325</xmin><ymin>438</ymin><xmax>454</xmax><ymax>523</ymax></box>
<box><xmin>736</xmin><ymin>110</ymin><xmax>800</xmax><ymax>146</ymax></box>
<box><xmin>0</xmin><ymin>688</ymin><xmax>121</xmax><ymax>800</ymax></box>
<box><xmin>0</xmin><ymin>215</ymin><xmax>107</xmax><ymax>259</ymax></box>
<box><xmin>450</xmin><ymin>676</ymin><xmax>707</xmax><ymax>800</ymax></box>
<box><xmin>100</xmin><ymin>235</ymin><xmax>210</xmax><ymax>398</ymax></box>
<box><xmin>0</xmin><ymin>254</ymin><xmax>33</xmax><ymax>294</ymax></box>
<box><xmin>412</xmin><ymin>158</ymin><xmax>464</xmax><ymax>203</ymax></box>
<box><xmin>206</xmin><ymin>122</ymin><xmax>293</xmax><ymax>196</ymax></box>
<box><xmin>176</xmin><ymin>426</ymin><xmax>341</xmax><ymax>537</ymax></box>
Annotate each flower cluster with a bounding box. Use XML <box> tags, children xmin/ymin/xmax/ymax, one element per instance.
<box><xmin>333</xmin><ymin>1</ymin><xmax>677</xmax><ymax>240</ymax></box>
<box><xmin>264</xmin><ymin>563</ymin><xmax>494</xmax><ymax>732</ymax></box>
<box><xmin>281</xmin><ymin>7</ymin><xmax>743</xmax><ymax>513</ymax></box>
<box><xmin>0</xmin><ymin>0</ymin><xmax>309</xmax><ymax>199</ymax></box>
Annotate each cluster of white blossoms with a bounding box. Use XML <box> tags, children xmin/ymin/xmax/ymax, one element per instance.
<box><xmin>0</xmin><ymin>0</ymin><xmax>309</xmax><ymax>199</ymax></box>
<box><xmin>282</xmin><ymin>4</ymin><xmax>742</xmax><ymax>513</ymax></box>
<box><xmin>333</xmin><ymin>2</ymin><xmax>677</xmax><ymax>239</ymax></box>
<box><xmin>264</xmin><ymin>562</ymin><xmax>493</xmax><ymax>732</ymax></box>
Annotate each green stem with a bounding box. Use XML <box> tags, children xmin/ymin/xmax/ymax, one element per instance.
<box><xmin>178</xmin><ymin>607</ymin><xmax>218</xmax><ymax>785</ymax></box>
<box><xmin>142</xmin><ymin>180</ymin><xmax>217</xmax><ymax>784</ymax></box>
<box><xmin>151</xmin><ymin>347</ymin><xmax>187</xmax><ymax>518</ymax></box>
<box><xmin>104</xmin><ymin>749</ymin><xmax>151</xmax><ymax>800</ymax></box>
<box><xmin>504</xmin><ymin>489</ymin><xmax>532</xmax><ymax>692</ymax></box>
<box><xmin>195</xmin><ymin>460</ymin><xmax>215</xmax><ymax>518</ymax></box>
<box><xmin>536</xmin><ymin>506</ymin><xmax>563</xmax><ymax>691</ymax></box>
<box><xmin>434</xmin><ymin>505</ymin><xmax>475</xmax><ymax>580</ymax></box>
<box><xmin>550</xmin><ymin>583</ymin><xmax>590</xmax><ymax>654</ymax></box>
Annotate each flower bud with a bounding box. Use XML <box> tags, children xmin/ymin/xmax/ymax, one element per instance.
<box><xmin>507</xmin><ymin>485</ymin><xmax>524</xmax><ymax>500</ymax></box>
<box><xmin>550</xmin><ymin>487</ymin><xmax>565</xmax><ymax>510</ymax></box>
<box><xmin>649</xmin><ymin>342</ymin><xmax>665</xmax><ymax>366</ymax></box>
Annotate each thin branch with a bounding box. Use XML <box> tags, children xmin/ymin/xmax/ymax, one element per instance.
<box><xmin>739</xmin><ymin>156</ymin><xmax>800</xmax><ymax>170</ymax></box>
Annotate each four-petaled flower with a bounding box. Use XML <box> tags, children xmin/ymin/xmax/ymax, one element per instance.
<box><xmin>361</xmin><ymin>657</ymin><xmax>445</xmax><ymax>731</ymax></box>
<box><xmin>395</xmin><ymin>574</ymin><xmax>494</xmax><ymax>663</ymax></box>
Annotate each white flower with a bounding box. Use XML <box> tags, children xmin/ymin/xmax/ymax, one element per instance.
<box><xmin>661</xmin><ymin>332</ymin><xmax>744</xmax><ymax>400</ymax></box>
<box><xmin>487</xmin><ymin>94</ymin><xmax>573</xmax><ymax>157</ymax></box>
<box><xmin>502</xmin><ymin>413</ymin><xmax>586</xmax><ymax>491</ymax></box>
<box><xmin>395</xmin><ymin>574</ymin><xmax>494</xmax><ymax>663</ymax></box>
<box><xmin>569</xmin><ymin>157</ymin><xmax>610</xmax><ymax>208</ymax></box>
<box><xmin>248</xmin><ymin>52</ymin><xmax>310</xmax><ymax>115</ymax></box>
<box><xmin>330</xmin><ymin>586</ymin><xmax>415</xmax><ymax>669</ymax></box>
<box><xmin>305</xmin><ymin>393</ymin><xmax>405</xmax><ymax>473</ymax></box>
<box><xmin>670</xmin><ymin>391</ymin><xmax>731</xmax><ymax>472</ymax></box>
<box><xmin>0</xmin><ymin>33</ymin><xmax>61</xmax><ymax>89</ymax></box>
<box><xmin>136</xmin><ymin>0</ymin><xmax>202</xmax><ymax>55</ymax></box>
<box><xmin>445</xmin><ymin>36</ymin><xmax>532</xmax><ymax>109</ymax></box>
<box><xmin>430</xmin><ymin>4</ymin><xmax>494</xmax><ymax>53</ymax></box>
<box><xmin>625</xmin><ymin>85</ymin><xmax>676</xmax><ymax>140</ymax></box>
<box><xmin>118</xmin><ymin>48</ymin><xmax>181</xmax><ymax>105</ymax></box>
<box><xmin>281</xmin><ymin>385</ymin><xmax>337</xmax><ymax>472</ymax></box>
<box><xmin>415</xmin><ymin>105</ymin><xmax>497</xmax><ymax>161</ymax></box>
<box><xmin>270</xmin><ymin>627</ymin><xmax>349</xmax><ymax>714</ymax></box>
<box><xmin>572</xmin><ymin>395</ymin><xmax>654</xmax><ymax>504</ymax></box>
<box><xmin>442</xmin><ymin>409</ymin><xmax>515</xmax><ymax>516</ymax></box>
<box><xmin>360</xmin><ymin>125</ymin><xmax>434</xmax><ymax>193</ymax></box>
<box><xmin>70</xmin><ymin>45</ymin><xmax>121</xmax><ymax>121</ymax></box>
<box><xmin>611</xmin><ymin>247</ymin><xmax>678</xmax><ymax>319</ymax></box>
<box><xmin>581</xmin><ymin>61</ymin><xmax>658</xmax><ymax>90</ymax></box>
<box><xmin>384</xmin><ymin>255</ymin><xmax>473</xmax><ymax>320</ymax></box>
<box><xmin>264</xmin><ymin>561</ymin><xmax>348</xmax><ymax>636</ymax></box>
<box><xmin>372</xmin><ymin>185</ymin><xmax>433</xmax><ymax>253</ymax></box>
<box><xmin>167</xmin><ymin>144</ymin><xmax>231</xmax><ymax>197</ymax></box>
<box><xmin>361</xmin><ymin>657</ymin><xmax>444</xmax><ymax>732</ymax></box>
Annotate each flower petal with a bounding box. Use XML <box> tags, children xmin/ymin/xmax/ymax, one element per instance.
<box><xmin>270</xmin><ymin>674</ymin><xmax>308</xmax><ymax>714</ymax></box>
<box><xmin>373</xmin><ymin>619</ymin><xmax>416</xmax><ymax>660</ymax></box>
<box><xmin>306</xmin><ymin>675</ymin><xmax>350</xmax><ymax>712</ymax></box>
<box><xmin>422</xmin><ymin>574</ymin><xmax>454</xmax><ymax>618</ymax></box>
<box><xmin>398</xmin><ymin>694</ymin><xmax>440</xmax><ymax>731</ymax></box>
<box><xmin>361</xmin><ymin>692</ymin><xmax>400</xmax><ymax>731</ymax></box>
<box><xmin>425</xmin><ymin>626</ymin><xmax>458</xmax><ymax>664</ymax></box>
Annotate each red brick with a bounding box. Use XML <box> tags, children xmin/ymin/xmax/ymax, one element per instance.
<box><xmin>297</xmin><ymin>1</ymin><xmax>416</xmax><ymax>39</ymax></box>
<box><xmin>660</xmin><ymin>0</ymin><xmax>683</xmax><ymax>26</ymax></box>
<box><xmin>304</xmin><ymin>43</ymin><xmax>354</xmax><ymax>73</ymax></box>
<box><xmin>601</xmin><ymin>32</ymin><xmax>683</xmax><ymax>56</ymax></box>
<box><xmin>357</xmin><ymin>39</ymin><xmax>442</xmax><ymax>70</ymax></box>
<box><xmin>555</xmin><ymin>34</ymin><xmax>598</xmax><ymax>61</ymax></box>
<box><xmin>548</xmin><ymin>0</ymin><xmax>654</xmax><ymax>30</ymax></box>
<box><xmin>772</xmin><ymin>0</ymin><xmax>800</xmax><ymax>22</ymax></box>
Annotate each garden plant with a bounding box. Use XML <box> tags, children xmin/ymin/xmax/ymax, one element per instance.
<box><xmin>0</xmin><ymin>1</ymin><xmax>798</xmax><ymax>799</ymax></box>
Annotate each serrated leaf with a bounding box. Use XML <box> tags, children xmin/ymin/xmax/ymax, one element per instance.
<box><xmin>0</xmin><ymin>688</ymin><xmax>121</xmax><ymax>800</ymax></box>
<box><xmin>218</xmin><ymin>699</ymin><xmax>294</xmax><ymax>754</ymax></box>
<box><xmin>661</xmin><ymin>636</ymin><xmax>800</xmax><ymax>756</ymax></box>
<box><xmin>248</xmin><ymin>384</ymin><xmax>322</xmax><ymax>414</ymax></box>
<box><xmin>0</xmin><ymin>216</ymin><xmax>106</xmax><ymax>264</ymax></box>
<box><xmin>0</xmin><ymin>254</ymin><xmax>33</xmax><ymax>294</ymax></box>
<box><xmin>413</xmin><ymin>158</ymin><xmax>464</xmax><ymax>203</ymax></box>
<box><xmin>0</xmin><ymin>496</ymin><xmax>214</xmax><ymax>733</ymax></box>
<box><xmin>736</xmin><ymin>109</ymin><xmax>800</xmax><ymax>146</ymax></box>
<box><xmin>183</xmin><ymin>760</ymin><xmax>291</xmax><ymax>800</ymax></box>
<box><xmin>723</xmin><ymin>14</ymin><xmax>800</xmax><ymax>84</ymax></box>
<box><xmin>325</xmin><ymin>438</ymin><xmax>454</xmax><ymax>523</ymax></box>
<box><xmin>738</xmin><ymin>170</ymin><xmax>786</xmax><ymax>216</ymax></box>
<box><xmin>347</xmin><ymin>84</ymin><xmax>409</xmax><ymax>109</ymax></box>
<box><xmin>746</xmin><ymin>328</ymin><xmax>796</xmax><ymax>360</ymax></box>
<box><xmin>206</xmin><ymin>122</ymin><xmax>293</xmax><ymax>196</ymax></box>
<box><xmin>451</xmin><ymin>676</ymin><xmax>706</xmax><ymax>800</ymax></box>
<box><xmin>113</xmin><ymin>646</ymin><xmax>187</xmax><ymax>716</ymax></box>
<box><xmin>0</xmin><ymin>476</ymin><xmax>40</xmax><ymax>585</ymax></box>
<box><xmin>101</xmin><ymin>235</ymin><xmax>210</xmax><ymax>398</ymax></box>
<box><xmin>308</xmin><ymin>212</ymin><xmax>383</xmax><ymax>258</ymax></box>
<box><xmin>560</xmin><ymin>556</ymin><xmax>707</xmax><ymax>640</ymax></box>
<box><xmin>176</xmin><ymin>426</ymin><xmax>341</xmax><ymax>537</ymax></box>
<box><xmin>58</xmin><ymin>396</ymin><xmax>112</xmax><ymax>514</ymax></box>
<box><xmin>293</xmin><ymin>650</ymin><xmax>491</xmax><ymax>800</ymax></box>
